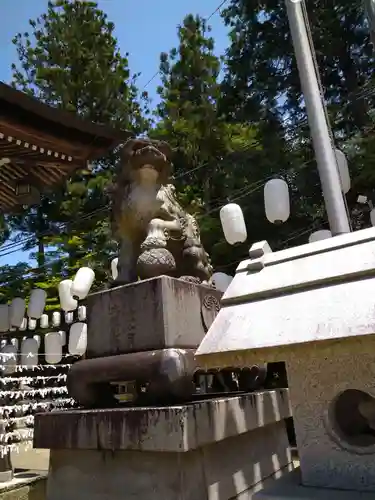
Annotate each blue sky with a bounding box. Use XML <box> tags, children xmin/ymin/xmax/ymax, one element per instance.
<box><xmin>0</xmin><ymin>0</ymin><xmax>230</xmax><ymax>266</ymax></box>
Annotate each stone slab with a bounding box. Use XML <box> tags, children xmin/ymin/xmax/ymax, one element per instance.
<box><xmin>196</xmin><ymin>228</ymin><xmax>375</xmax><ymax>369</ymax></box>
<box><xmin>87</xmin><ymin>276</ymin><xmax>222</xmax><ymax>358</ymax></box>
<box><xmin>44</xmin><ymin>420</ymin><xmax>293</xmax><ymax>500</ymax></box>
<box><xmin>34</xmin><ymin>389</ymin><xmax>291</xmax><ymax>451</ymax></box>
<box><xmin>253</xmin><ymin>468</ymin><xmax>375</xmax><ymax>499</ymax></box>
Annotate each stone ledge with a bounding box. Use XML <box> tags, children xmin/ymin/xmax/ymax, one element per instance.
<box><xmin>34</xmin><ymin>389</ymin><xmax>290</xmax><ymax>451</ymax></box>
<box><xmin>0</xmin><ymin>471</ymin><xmax>47</xmax><ymax>500</ymax></box>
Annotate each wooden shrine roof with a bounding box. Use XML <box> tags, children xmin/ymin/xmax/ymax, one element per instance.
<box><xmin>0</xmin><ymin>82</ymin><xmax>132</xmax><ymax>212</ymax></box>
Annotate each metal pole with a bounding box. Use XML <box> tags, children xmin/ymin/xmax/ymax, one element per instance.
<box><xmin>285</xmin><ymin>0</ymin><xmax>351</xmax><ymax>235</ymax></box>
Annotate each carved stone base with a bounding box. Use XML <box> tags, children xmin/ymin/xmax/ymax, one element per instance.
<box><xmin>86</xmin><ymin>276</ymin><xmax>222</xmax><ymax>359</ymax></box>
<box><xmin>34</xmin><ymin>390</ymin><xmax>293</xmax><ymax>500</ymax></box>
<box><xmin>67</xmin><ymin>349</ymin><xmax>196</xmax><ymax>407</ymax></box>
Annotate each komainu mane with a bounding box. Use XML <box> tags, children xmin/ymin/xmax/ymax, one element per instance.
<box><xmin>110</xmin><ymin>138</ymin><xmax>213</xmax><ymax>285</ymax></box>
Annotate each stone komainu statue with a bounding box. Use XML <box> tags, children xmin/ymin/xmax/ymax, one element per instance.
<box><xmin>110</xmin><ymin>138</ymin><xmax>213</xmax><ymax>285</ymax></box>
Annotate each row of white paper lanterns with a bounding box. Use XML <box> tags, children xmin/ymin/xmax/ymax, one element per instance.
<box><xmin>0</xmin><ymin>304</ymin><xmax>87</xmax><ymax>334</ymax></box>
<box><xmin>1</xmin><ymin>322</ymin><xmax>87</xmax><ymax>372</ymax></box>
<box><xmin>220</xmin><ymin>149</ymin><xmax>350</xmax><ymax>246</ymax></box>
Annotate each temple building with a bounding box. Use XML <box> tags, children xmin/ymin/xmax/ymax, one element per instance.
<box><xmin>0</xmin><ymin>81</ymin><xmax>131</xmax><ymax>212</ymax></box>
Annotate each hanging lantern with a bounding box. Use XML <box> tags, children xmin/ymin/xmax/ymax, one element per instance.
<box><xmin>264</xmin><ymin>178</ymin><xmax>290</xmax><ymax>224</ymax></box>
<box><xmin>0</xmin><ymin>304</ymin><xmax>9</xmax><ymax>332</ymax></box>
<box><xmin>69</xmin><ymin>322</ymin><xmax>87</xmax><ymax>356</ymax></box>
<box><xmin>370</xmin><ymin>208</ymin><xmax>375</xmax><ymax>227</ymax></box>
<box><xmin>40</xmin><ymin>313</ymin><xmax>49</xmax><ymax>329</ymax></box>
<box><xmin>59</xmin><ymin>330</ymin><xmax>67</xmax><ymax>346</ymax></box>
<box><xmin>52</xmin><ymin>311</ymin><xmax>61</xmax><ymax>327</ymax></box>
<box><xmin>219</xmin><ymin>204</ymin><xmax>247</xmax><ymax>245</ymax></box>
<box><xmin>71</xmin><ymin>267</ymin><xmax>95</xmax><ymax>300</ymax></box>
<box><xmin>10</xmin><ymin>338</ymin><xmax>19</xmax><ymax>349</ymax></box>
<box><xmin>78</xmin><ymin>305</ymin><xmax>87</xmax><ymax>321</ymax></box>
<box><xmin>28</xmin><ymin>289</ymin><xmax>46</xmax><ymax>319</ymax></box>
<box><xmin>21</xmin><ymin>337</ymin><xmax>39</xmax><ymax>368</ymax></box>
<box><xmin>211</xmin><ymin>272</ymin><xmax>233</xmax><ymax>293</ymax></box>
<box><xmin>45</xmin><ymin>332</ymin><xmax>63</xmax><ymax>364</ymax></box>
<box><xmin>28</xmin><ymin>318</ymin><xmax>37</xmax><ymax>330</ymax></box>
<box><xmin>33</xmin><ymin>335</ymin><xmax>41</xmax><ymax>348</ymax></box>
<box><xmin>1</xmin><ymin>344</ymin><xmax>17</xmax><ymax>375</ymax></box>
<box><xmin>111</xmin><ymin>258</ymin><xmax>119</xmax><ymax>280</ymax></box>
<box><xmin>308</xmin><ymin>230</ymin><xmax>332</xmax><ymax>243</ymax></box>
<box><xmin>58</xmin><ymin>280</ymin><xmax>77</xmax><ymax>312</ymax></box>
<box><xmin>65</xmin><ymin>311</ymin><xmax>74</xmax><ymax>324</ymax></box>
<box><xmin>19</xmin><ymin>318</ymin><xmax>27</xmax><ymax>331</ymax></box>
<box><xmin>335</xmin><ymin>149</ymin><xmax>350</xmax><ymax>194</ymax></box>
<box><xmin>9</xmin><ymin>298</ymin><xmax>26</xmax><ymax>328</ymax></box>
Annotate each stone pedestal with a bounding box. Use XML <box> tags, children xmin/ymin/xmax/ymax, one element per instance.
<box><xmin>34</xmin><ymin>390</ymin><xmax>293</xmax><ymax>500</ymax></box>
<box><xmin>87</xmin><ymin>276</ymin><xmax>222</xmax><ymax>358</ymax></box>
<box><xmin>196</xmin><ymin>229</ymin><xmax>375</xmax><ymax>495</ymax></box>
<box><xmin>68</xmin><ymin>276</ymin><xmax>223</xmax><ymax>407</ymax></box>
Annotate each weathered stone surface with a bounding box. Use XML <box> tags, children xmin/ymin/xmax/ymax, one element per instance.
<box><xmin>196</xmin><ymin>228</ymin><xmax>375</xmax><ymax>369</ymax></box>
<box><xmin>284</xmin><ymin>339</ymin><xmax>375</xmax><ymax>492</ymax></box>
<box><xmin>195</xmin><ymin>227</ymin><xmax>375</xmax><ymax>494</ymax></box>
<box><xmin>0</xmin><ymin>473</ymin><xmax>46</xmax><ymax>500</ymax></box>
<box><xmin>253</xmin><ymin>468</ymin><xmax>375</xmax><ymax>499</ymax></box>
<box><xmin>44</xmin><ymin>420</ymin><xmax>292</xmax><ymax>500</ymax></box>
<box><xmin>34</xmin><ymin>389</ymin><xmax>290</xmax><ymax>451</ymax></box>
<box><xmin>87</xmin><ymin>276</ymin><xmax>222</xmax><ymax>358</ymax></box>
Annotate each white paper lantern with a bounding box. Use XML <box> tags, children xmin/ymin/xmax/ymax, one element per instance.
<box><xmin>78</xmin><ymin>305</ymin><xmax>87</xmax><ymax>321</ymax></box>
<box><xmin>71</xmin><ymin>267</ymin><xmax>95</xmax><ymax>300</ymax></box>
<box><xmin>45</xmin><ymin>332</ymin><xmax>63</xmax><ymax>364</ymax></box>
<box><xmin>264</xmin><ymin>178</ymin><xmax>290</xmax><ymax>224</ymax></box>
<box><xmin>19</xmin><ymin>318</ymin><xmax>27</xmax><ymax>331</ymax></box>
<box><xmin>308</xmin><ymin>230</ymin><xmax>332</xmax><ymax>243</ymax></box>
<box><xmin>28</xmin><ymin>318</ymin><xmax>37</xmax><ymax>330</ymax></box>
<box><xmin>219</xmin><ymin>204</ymin><xmax>247</xmax><ymax>245</ymax></box>
<box><xmin>111</xmin><ymin>258</ymin><xmax>119</xmax><ymax>280</ymax></box>
<box><xmin>65</xmin><ymin>312</ymin><xmax>74</xmax><ymax>324</ymax></box>
<box><xmin>40</xmin><ymin>313</ymin><xmax>49</xmax><ymax>329</ymax></box>
<box><xmin>0</xmin><ymin>304</ymin><xmax>9</xmax><ymax>333</ymax></box>
<box><xmin>211</xmin><ymin>272</ymin><xmax>233</xmax><ymax>293</ymax></box>
<box><xmin>9</xmin><ymin>298</ymin><xmax>26</xmax><ymax>328</ymax></box>
<box><xmin>28</xmin><ymin>289</ymin><xmax>46</xmax><ymax>319</ymax></box>
<box><xmin>335</xmin><ymin>149</ymin><xmax>350</xmax><ymax>194</ymax></box>
<box><xmin>33</xmin><ymin>335</ymin><xmax>41</xmax><ymax>348</ymax></box>
<box><xmin>1</xmin><ymin>344</ymin><xmax>17</xmax><ymax>374</ymax></box>
<box><xmin>21</xmin><ymin>337</ymin><xmax>39</xmax><ymax>368</ymax></box>
<box><xmin>69</xmin><ymin>322</ymin><xmax>87</xmax><ymax>356</ymax></box>
<box><xmin>59</xmin><ymin>330</ymin><xmax>66</xmax><ymax>346</ymax></box>
<box><xmin>58</xmin><ymin>280</ymin><xmax>77</xmax><ymax>312</ymax></box>
<box><xmin>52</xmin><ymin>311</ymin><xmax>61</xmax><ymax>327</ymax></box>
<box><xmin>10</xmin><ymin>338</ymin><xmax>19</xmax><ymax>349</ymax></box>
<box><xmin>370</xmin><ymin>208</ymin><xmax>375</xmax><ymax>227</ymax></box>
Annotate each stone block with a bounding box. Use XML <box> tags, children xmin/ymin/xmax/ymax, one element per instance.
<box><xmin>285</xmin><ymin>338</ymin><xmax>375</xmax><ymax>492</ymax></box>
<box><xmin>34</xmin><ymin>389</ymin><xmax>290</xmax><ymax>451</ymax></box>
<box><xmin>87</xmin><ymin>276</ymin><xmax>222</xmax><ymax>358</ymax></box>
<box><xmin>45</xmin><ymin>423</ymin><xmax>291</xmax><ymax>500</ymax></box>
<box><xmin>35</xmin><ymin>390</ymin><xmax>293</xmax><ymax>500</ymax></box>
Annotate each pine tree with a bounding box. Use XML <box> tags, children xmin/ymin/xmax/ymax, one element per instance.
<box><xmin>153</xmin><ymin>14</ymin><xmax>262</xmax><ymax>268</ymax></box>
<box><xmin>5</xmin><ymin>0</ymin><xmax>150</xmax><ymax>301</ymax></box>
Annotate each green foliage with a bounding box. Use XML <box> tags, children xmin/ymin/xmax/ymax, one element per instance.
<box><xmin>4</xmin><ymin>0</ymin><xmax>150</xmax><ymax>302</ymax></box>
<box><xmin>2</xmin><ymin>0</ymin><xmax>375</xmax><ymax>297</ymax></box>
